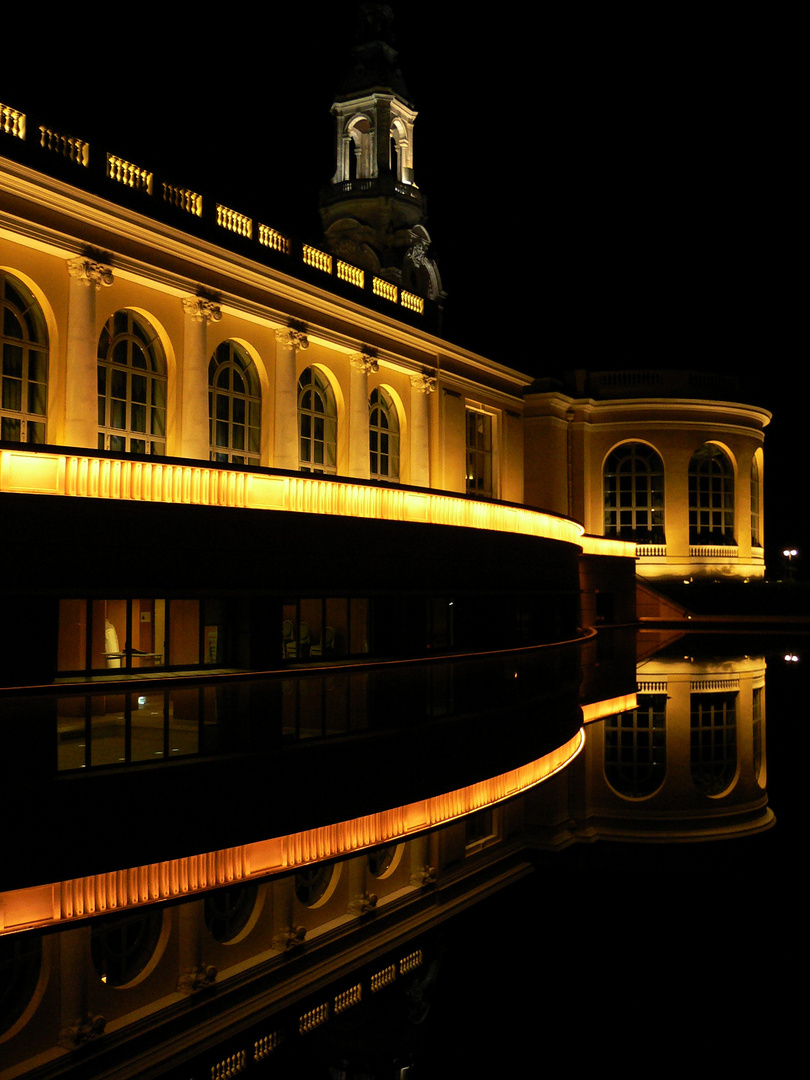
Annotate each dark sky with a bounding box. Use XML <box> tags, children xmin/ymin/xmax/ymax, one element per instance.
<box><xmin>2</xmin><ymin>3</ymin><xmax>805</xmax><ymax>564</ymax></box>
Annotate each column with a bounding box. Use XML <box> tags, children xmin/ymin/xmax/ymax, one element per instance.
<box><xmin>180</xmin><ymin>297</ymin><xmax>221</xmax><ymax>461</ymax></box>
<box><xmin>409</xmin><ymin>370</ymin><xmax>436</xmax><ymax>489</ymax></box>
<box><xmin>274</xmin><ymin>328</ymin><xmax>308</xmax><ymax>471</ymax></box>
<box><xmin>349</xmin><ymin>351</ymin><xmax>378</xmax><ymax>480</ymax></box>
<box><xmin>65</xmin><ymin>257</ymin><xmax>113</xmax><ymax>449</ymax></box>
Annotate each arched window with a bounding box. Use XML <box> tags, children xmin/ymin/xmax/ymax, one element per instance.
<box><xmin>750</xmin><ymin>456</ymin><xmax>762</xmax><ymax>547</ymax></box>
<box><xmin>298</xmin><ymin>367</ymin><xmax>337</xmax><ymax>474</ymax></box>
<box><xmin>689</xmin><ymin>443</ymin><xmax>734</xmax><ymax>544</ymax></box>
<box><xmin>1</xmin><ymin>272</ymin><xmax>48</xmax><ymax>443</ymax></box>
<box><xmin>97</xmin><ymin>310</ymin><xmax>166</xmax><ymax>455</ymax></box>
<box><xmin>690</xmin><ymin>692</ymin><xmax>737</xmax><ymax>795</ymax></box>
<box><xmin>604</xmin><ymin>443</ymin><xmax>665</xmax><ymax>543</ymax></box>
<box><xmin>347</xmin><ymin>115</ymin><xmax>373</xmax><ymax>179</ymax></box>
<box><xmin>369</xmin><ymin>387</ymin><xmax>399</xmax><ymax>480</ymax></box>
<box><xmin>209</xmin><ymin>341</ymin><xmax>261</xmax><ymax>465</ymax></box>
<box><xmin>605</xmin><ymin>695</ymin><xmax>667</xmax><ymax>797</ymax></box>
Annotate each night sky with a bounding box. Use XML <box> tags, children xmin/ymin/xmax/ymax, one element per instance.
<box><xmin>2</xmin><ymin>4</ymin><xmax>805</xmax><ymax>568</ymax></box>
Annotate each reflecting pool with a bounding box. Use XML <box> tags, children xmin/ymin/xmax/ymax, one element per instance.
<box><xmin>0</xmin><ymin>630</ymin><xmax>800</xmax><ymax>1079</ymax></box>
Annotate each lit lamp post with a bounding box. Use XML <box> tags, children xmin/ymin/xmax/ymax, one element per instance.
<box><xmin>782</xmin><ymin>548</ymin><xmax>799</xmax><ymax>582</ymax></box>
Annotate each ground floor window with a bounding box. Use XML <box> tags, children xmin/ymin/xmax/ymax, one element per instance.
<box><xmin>57</xmin><ymin>598</ymin><xmax>204</xmax><ymax>675</ymax></box>
<box><xmin>281</xmin><ymin>597</ymin><xmax>370</xmax><ymax>661</ymax></box>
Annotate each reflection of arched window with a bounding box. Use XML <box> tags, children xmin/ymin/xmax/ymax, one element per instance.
<box><xmin>298</xmin><ymin>367</ymin><xmax>337</xmax><ymax>474</ymax></box>
<box><xmin>750</xmin><ymin>456</ymin><xmax>762</xmax><ymax>547</ymax></box>
<box><xmin>605</xmin><ymin>695</ymin><xmax>667</xmax><ymax>797</ymax></box>
<box><xmin>91</xmin><ymin>909</ymin><xmax>163</xmax><ymax>987</ymax></box>
<box><xmin>369</xmin><ymin>387</ymin><xmax>399</xmax><ymax>480</ymax></box>
<box><xmin>690</xmin><ymin>692</ymin><xmax>737</xmax><ymax>795</ymax></box>
<box><xmin>367</xmin><ymin>845</ymin><xmax>398</xmax><ymax>878</ymax></box>
<box><xmin>753</xmin><ymin>685</ymin><xmax>763</xmax><ymax>787</ymax></box>
<box><xmin>209</xmin><ymin>341</ymin><xmax>261</xmax><ymax>464</ymax></box>
<box><xmin>604</xmin><ymin>443</ymin><xmax>665</xmax><ymax>543</ymax></box>
<box><xmin>1</xmin><ymin>272</ymin><xmax>48</xmax><ymax>443</ymax></box>
<box><xmin>0</xmin><ymin>933</ymin><xmax>42</xmax><ymax>1037</ymax></box>
<box><xmin>295</xmin><ymin>865</ymin><xmax>335</xmax><ymax>907</ymax></box>
<box><xmin>97</xmin><ymin>311</ymin><xmax>166</xmax><ymax>454</ymax></box>
<box><xmin>689</xmin><ymin>444</ymin><xmax>734</xmax><ymax>544</ymax></box>
<box><xmin>204</xmin><ymin>882</ymin><xmax>259</xmax><ymax>943</ymax></box>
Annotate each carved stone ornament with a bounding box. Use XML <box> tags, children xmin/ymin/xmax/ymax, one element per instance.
<box><xmin>58</xmin><ymin>1014</ymin><xmax>106</xmax><ymax>1049</ymax></box>
<box><xmin>349</xmin><ymin>891</ymin><xmax>379</xmax><ymax>915</ymax></box>
<box><xmin>177</xmin><ymin>964</ymin><xmax>218</xmax><ymax>995</ymax></box>
<box><xmin>409</xmin><ymin>865</ymin><xmax>437</xmax><ymax>887</ymax></box>
<box><xmin>350</xmin><ymin>352</ymin><xmax>379</xmax><ymax>374</ymax></box>
<box><xmin>67</xmin><ymin>257</ymin><xmax>114</xmax><ymax>288</ymax></box>
<box><xmin>273</xmin><ymin>925</ymin><xmax>307</xmax><ymax>950</ymax></box>
<box><xmin>410</xmin><ymin>372</ymin><xmax>436</xmax><ymax>395</ymax></box>
<box><xmin>275</xmin><ymin>328</ymin><xmax>309</xmax><ymax>351</ymax></box>
<box><xmin>181</xmin><ymin>297</ymin><xmax>222</xmax><ymax>323</ymax></box>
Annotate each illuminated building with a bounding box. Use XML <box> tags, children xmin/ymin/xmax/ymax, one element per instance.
<box><xmin>0</xmin><ymin>12</ymin><xmax>777</xmax><ymax>1075</ymax></box>
<box><xmin>524</xmin><ymin>369</ymin><xmax>770</xmax><ymax>583</ymax></box>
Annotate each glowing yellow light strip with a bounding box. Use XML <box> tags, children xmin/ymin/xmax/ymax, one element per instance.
<box><xmin>581</xmin><ymin>693</ymin><xmax>638</xmax><ymax>724</ymax></box>
<box><xmin>580</xmin><ymin>534</ymin><xmax>637</xmax><ymax>558</ymax></box>
<box><xmin>0</xmin><ymin>731</ymin><xmax>583</xmax><ymax>935</ymax></box>
<box><xmin>0</xmin><ymin>449</ymin><xmax>591</xmax><ymax>547</ymax></box>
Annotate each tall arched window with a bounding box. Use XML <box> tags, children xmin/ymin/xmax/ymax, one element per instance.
<box><xmin>603</xmin><ymin>443</ymin><xmax>665</xmax><ymax>543</ymax></box>
<box><xmin>369</xmin><ymin>387</ymin><xmax>399</xmax><ymax>480</ymax></box>
<box><xmin>209</xmin><ymin>341</ymin><xmax>261</xmax><ymax>465</ymax></box>
<box><xmin>97</xmin><ymin>311</ymin><xmax>166</xmax><ymax>455</ymax></box>
<box><xmin>689</xmin><ymin>443</ymin><xmax>734</xmax><ymax>544</ymax></box>
<box><xmin>298</xmin><ymin>367</ymin><xmax>337</xmax><ymax>474</ymax></box>
<box><xmin>750</xmin><ymin>456</ymin><xmax>762</xmax><ymax>547</ymax></box>
<box><xmin>1</xmin><ymin>272</ymin><xmax>48</xmax><ymax>443</ymax></box>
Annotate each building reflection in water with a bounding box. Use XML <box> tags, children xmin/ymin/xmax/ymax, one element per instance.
<box><xmin>0</xmin><ymin>630</ymin><xmax>797</xmax><ymax>1079</ymax></box>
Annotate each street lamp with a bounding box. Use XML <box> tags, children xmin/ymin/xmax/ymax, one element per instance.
<box><xmin>782</xmin><ymin>548</ymin><xmax>799</xmax><ymax>582</ymax></box>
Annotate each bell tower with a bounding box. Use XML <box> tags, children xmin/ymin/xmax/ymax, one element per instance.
<box><xmin>320</xmin><ymin>5</ymin><xmax>442</xmax><ymax>301</ymax></box>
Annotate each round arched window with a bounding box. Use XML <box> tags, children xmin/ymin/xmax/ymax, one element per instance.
<box><xmin>298</xmin><ymin>367</ymin><xmax>337</xmax><ymax>474</ymax></box>
<box><xmin>209</xmin><ymin>341</ymin><xmax>261</xmax><ymax>464</ymax></box>
<box><xmin>97</xmin><ymin>310</ymin><xmax>166</xmax><ymax>455</ymax></box>
<box><xmin>369</xmin><ymin>388</ymin><xmax>399</xmax><ymax>480</ymax></box>
<box><xmin>603</xmin><ymin>443</ymin><xmax>665</xmax><ymax>544</ymax></box>
<box><xmin>1</xmin><ymin>272</ymin><xmax>48</xmax><ymax>444</ymax></box>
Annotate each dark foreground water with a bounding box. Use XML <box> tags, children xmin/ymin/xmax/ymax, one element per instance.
<box><xmin>1</xmin><ymin>630</ymin><xmax>801</xmax><ymax>1079</ymax></box>
<box><xmin>416</xmin><ymin>630</ymin><xmax>803</xmax><ymax>1078</ymax></box>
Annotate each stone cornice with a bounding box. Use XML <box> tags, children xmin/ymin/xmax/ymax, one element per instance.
<box><xmin>524</xmin><ymin>392</ymin><xmax>771</xmax><ymax>430</ymax></box>
<box><xmin>1</xmin><ymin>156</ymin><xmax>532</xmax><ymax>394</ymax></box>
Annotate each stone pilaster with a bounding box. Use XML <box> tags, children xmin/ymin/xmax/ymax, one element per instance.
<box><xmin>274</xmin><ymin>328</ymin><xmax>309</xmax><ymax>471</ymax></box>
<box><xmin>349</xmin><ymin>351</ymin><xmax>378</xmax><ymax>480</ymax></box>
<box><xmin>181</xmin><ymin>297</ymin><xmax>221</xmax><ymax>461</ymax></box>
<box><xmin>409</xmin><ymin>371</ymin><xmax>436</xmax><ymax>489</ymax></box>
<box><xmin>64</xmin><ymin>257</ymin><xmax>113</xmax><ymax>448</ymax></box>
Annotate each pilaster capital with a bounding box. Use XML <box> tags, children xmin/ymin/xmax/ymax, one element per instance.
<box><xmin>410</xmin><ymin>371</ymin><xmax>436</xmax><ymax>395</ymax></box>
<box><xmin>67</xmin><ymin>257</ymin><xmax>114</xmax><ymax>288</ymax></box>
<box><xmin>275</xmin><ymin>328</ymin><xmax>309</xmax><ymax>351</ymax></box>
<box><xmin>182</xmin><ymin>297</ymin><xmax>222</xmax><ymax>323</ymax></box>
<box><xmin>349</xmin><ymin>351</ymin><xmax>379</xmax><ymax>374</ymax></box>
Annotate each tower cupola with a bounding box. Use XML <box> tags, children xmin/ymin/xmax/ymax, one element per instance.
<box><xmin>319</xmin><ymin>4</ymin><xmax>442</xmax><ymax>301</ymax></box>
